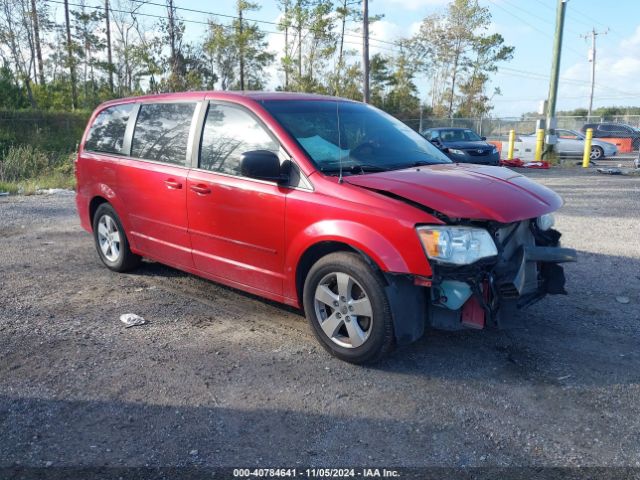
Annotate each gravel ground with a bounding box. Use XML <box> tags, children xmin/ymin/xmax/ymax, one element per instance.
<box><xmin>0</xmin><ymin>168</ymin><xmax>639</xmax><ymax>471</ymax></box>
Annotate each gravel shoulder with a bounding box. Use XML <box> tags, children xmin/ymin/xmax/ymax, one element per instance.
<box><xmin>0</xmin><ymin>169</ymin><xmax>639</xmax><ymax>469</ymax></box>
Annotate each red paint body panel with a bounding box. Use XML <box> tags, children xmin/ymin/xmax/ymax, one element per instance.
<box><xmin>76</xmin><ymin>91</ymin><xmax>565</xmax><ymax>310</ymax></box>
<box><xmin>186</xmin><ymin>169</ymin><xmax>286</xmax><ymax>295</ymax></box>
<box><xmin>117</xmin><ymin>158</ymin><xmax>193</xmax><ymax>269</ymax></box>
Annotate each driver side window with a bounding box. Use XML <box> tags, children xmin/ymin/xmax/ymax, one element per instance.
<box><xmin>199</xmin><ymin>103</ymin><xmax>279</xmax><ymax>177</ymax></box>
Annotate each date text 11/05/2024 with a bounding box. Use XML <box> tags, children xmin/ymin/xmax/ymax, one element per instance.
<box><xmin>232</xmin><ymin>468</ymin><xmax>400</xmax><ymax>478</ymax></box>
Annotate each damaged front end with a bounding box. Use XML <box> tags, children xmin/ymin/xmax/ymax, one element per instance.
<box><xmin>420</xmin><ymin>216</ymin><xmax>577</xmax><ymax>331</ymax></box>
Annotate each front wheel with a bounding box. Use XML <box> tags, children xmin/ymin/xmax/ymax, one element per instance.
<box><xmin>303</xmin><ymin>252</ymin><xmax>394</xmax><ymax>364</ymax></box>
<box><xmin>590</xmin><ymin>145</ymin><xmax>604</xmax><ymax>160</ymax></box>
<box><xmin>92</xmin><ymin>203</ymin><xmax>141</xmax><ymax>272</ymax></box>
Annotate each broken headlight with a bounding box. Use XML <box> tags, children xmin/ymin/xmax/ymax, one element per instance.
<box><xmin>416</xmin><ymin>226</ymin><xmax>498</xmax><ymax>265</ymax></box>
<box><xmin>536</xmin><ymin>213</ymin><xmax>555</xmax><ymax>231</ymax></box>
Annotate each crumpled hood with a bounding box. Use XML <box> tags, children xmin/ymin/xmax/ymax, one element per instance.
<box><xmin>346</xmin><ymin>163</ymin><xmax>562</xmax><ymax>223</ymax></box>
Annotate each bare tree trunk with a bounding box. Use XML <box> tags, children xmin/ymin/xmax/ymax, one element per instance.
<box><xmin>64</xmin><ymin>0</ymin><xmax>78</xmax><ymax>109</ymax></box>
<box><xmin>105</xmin><ymin>0</ymin><xmax>113</xmax><ymax>93</ymax></box>
<box><xmin>31</xmin><ymin>0</ymin><xmax>45</xmax><ymax>85</ymax></box>
<box><xmin>297</xmin><ymin>0</ymin><xmax>302</xmax><ymax>82</ymax></box>
<box><xmin>338</xmin><ymin>0</ymin><xmax>346</xmax><ymax>68</ymax></box>
<box><xmin>238</xmin><ymin>2</ymin><xmax>244</xmax><ymax>90</ymax></box>
<box><xmin>284</xmin><ymin>2</ymin><xmax>288</xmax><ymax>89</ymax></box>
<box><xmin>20</xmin><ymin>0</ymin><xmax>37</xmax><ymax>84</ymax></box>
<box><xmin>447</xmin><ymin>41</ymin><xmax>461</xmax><ymax>118</ymax></box>
<box><xmin>166</xmin><ymin>0</ymin><xmax>178</xmax><ymax>90</ymax></box>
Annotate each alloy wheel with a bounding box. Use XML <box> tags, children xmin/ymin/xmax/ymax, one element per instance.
<box><xmin>590</xmin><ymin>146</ymin><xmax>603</xmax><ymax>160</ymax></box>
<box><xmin>313</xmin><ymin>272</ymin><xmax>373</xmax><ymax>348</ymax></box>
<box><xmin>97</xmin><ymin>214</ymin><xmax>122</xmax><ymax>262</ymax></box>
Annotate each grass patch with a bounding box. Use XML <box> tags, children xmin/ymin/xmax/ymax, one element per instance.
<box><xmin>0</xmin><ymin>145</ymin><xmax>75</xmax><ymax>195</ymax></box>
<box><xmin>0</xmin><ymin>171</ymin><xmax>75</xmax><ymax>195</ymax></box>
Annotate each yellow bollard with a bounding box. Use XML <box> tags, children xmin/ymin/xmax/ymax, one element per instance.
<box><xmin>507</xmin><ymin>129</ymin><xmax>516</xmax><ymax>160</ymax></box>
<box><xmin>582</xmin><ymin>128</ymin><xmax>593</xmax><ymax>168</ymax></box>
<box><xmin>534</xmin><ymin>128</ymin><xmax>544</xmax><ymax>161</ymax></box>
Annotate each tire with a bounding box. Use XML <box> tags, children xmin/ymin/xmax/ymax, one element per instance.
<box><xmin>590</xmin><ymin>145</ymin><xmax>604</xmax><ymax>161</ymax></box>
<box><xmin>302</xmin><ymin>252</ymin><xmax>394</xmax><ymax>364</ymax></box>
<box><xmin>92</xmin><ymin>203</ymin><xmax>141</xmax><ymax>272</ymax></box>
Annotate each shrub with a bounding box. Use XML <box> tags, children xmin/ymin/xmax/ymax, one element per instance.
<box><xmin>0</xmin><ymin>145</ymin><xmax>51</xmax><ymax>182</ymax></box>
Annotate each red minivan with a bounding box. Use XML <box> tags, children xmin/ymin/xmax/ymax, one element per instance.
<box><xmin>76</xmin><ymin>92</ymin><xmax>576</xmax><ymax>363</ymax></box>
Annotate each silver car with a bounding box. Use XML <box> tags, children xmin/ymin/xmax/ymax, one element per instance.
<box><xmin>520</xmin><ymin>129</ymin><xmax>617</xmax><ymax>160</ymax></box>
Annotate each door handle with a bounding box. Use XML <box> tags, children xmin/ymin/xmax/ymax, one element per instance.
<box><xmin>190</xmin><ymin>184</ymin><xmax>211</xmax><ymax>195</ymax></box>
<box><xmin>164</xmin><ymin>179</ymin><xmax>183</xmax><ymax>190</ymax></box>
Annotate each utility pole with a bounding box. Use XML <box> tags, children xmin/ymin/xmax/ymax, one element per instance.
<box><xmin>581</xmin><ymin>27</ymin><xmax>608</xmax><ymax>119</ymax></box>
<box><xmin>544</xmin><ymin>0</ymin><xmax>567</xmax><ymax>157</ymax></box>
<box><xmin>362</xmin><ymin>0</ymin><xmax>370</xmax><ymax>103</ymax></box>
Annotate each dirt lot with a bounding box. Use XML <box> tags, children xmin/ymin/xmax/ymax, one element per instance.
<box><xmin>1</xmin><ymin>168</ymin><xmax>639</xmax><ymax>472</ymax></box>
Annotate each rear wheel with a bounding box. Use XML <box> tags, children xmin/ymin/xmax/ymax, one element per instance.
<box><xmin>303</xmin><ymin>252</ymin><xmax>394</xmax><ymax>364</ymax></box>
<box><xmin>92</xmin><ymin>203</ymin><xmax>141</xmax><ymax>272</ymax></box>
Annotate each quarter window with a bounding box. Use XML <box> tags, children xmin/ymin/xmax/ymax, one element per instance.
<box><xmin>199</xmin><ymin>103</ymin><xmax>279</xmax><ymax>176</ymax></box>
<box><xmin>131</xmin><ymin>103</ymin><xmax>196</xmax><ymax>165</ymax></box>
<box><xmin>84</xmin><ymin>104</ymin><xmax>133</xmax><ymax>154</ymax></box>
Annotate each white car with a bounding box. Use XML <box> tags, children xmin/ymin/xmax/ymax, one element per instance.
<box><xmin>519</xmin><ymin>129</ymin><xmax>617</xmax><ymax>160</ymax></box>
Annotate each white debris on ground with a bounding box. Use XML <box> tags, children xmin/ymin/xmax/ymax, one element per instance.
<box><xmin>35</xmin><ymin>188</ymin><xmax>75</xmax><ymax>195</ymax></box>
<box><xmin>119</xmin><ymin>313</ymin><xmax>146</xmax><ymax>328</ymax></box>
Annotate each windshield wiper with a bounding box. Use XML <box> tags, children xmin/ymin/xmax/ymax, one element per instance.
<box><xmin>320</xmin><ymin>163</ymin><xmax>391</xmax><ymax>175</ymax></box>
<box><xmin>350</xmin><ymin>164</ymin><xmax>391</xmax><ymax>174</ymax></box>
<box><xmin>396</xmin><ymin>160</ymin><xmax>443</xmax><ymax>169</ymax></box>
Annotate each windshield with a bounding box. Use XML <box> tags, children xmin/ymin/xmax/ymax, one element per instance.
<box><xmin>261</xmin><ymin>100</ymin><xmax>451</xmax><ymax>175</ymax></box>
<box><xmin>439</xmin><ymin>129</ymin><xmax>483</xmax><ymax>142</ymax></box>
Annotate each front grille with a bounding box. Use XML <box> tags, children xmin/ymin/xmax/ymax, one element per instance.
<box><xmin>466</xmin><ymin>148</ymin><xmax>493</xmax><ymax>156</ymax></box>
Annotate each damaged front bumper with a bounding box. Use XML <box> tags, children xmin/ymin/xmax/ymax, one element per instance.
<box><xmin>427</xmin><ymin>220</ymin><xmax>577</xmax><ymax>331</ymax></box>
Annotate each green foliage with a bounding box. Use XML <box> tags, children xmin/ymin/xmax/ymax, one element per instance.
<box><xmin>203</xmin><ymin>1</ymin><xmax>274</xmax><ymax>91</ymax></box>
<box><xmin>0</xmin><ymin>145</ymin><xmax>75</xmax><ymax>194</ymax></box>
<box><xmin>0</xmin><ymin>67</ymin><xmax>28</xmax><ymax>109</ymax></box>
<box><xmin>0</xmin><ymin>109</ymin><xmax>88</xmax><ymax>153</ymax></box>
<box><xmin>557</xmin><ymin>106</ymin><xmax>640</xmax><ymax>117</ymax></box>
<box><xmin>410</xmin><ymin>0</ymin><xmax>514</xmax><ymax>118</ymax></box>
<box><xmin>0</xmin><ymin>145</ymin><xmax>50</xmax><ymax>182</ymax></box>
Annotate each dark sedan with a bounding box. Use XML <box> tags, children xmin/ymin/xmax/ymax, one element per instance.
<box><xmin>422</xmin><ymin>127</ymin><xmax>500</xmax><ymax>166</ymax></box>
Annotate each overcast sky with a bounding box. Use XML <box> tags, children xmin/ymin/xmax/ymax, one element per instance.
<box><xmin>52</xmin><ymin>0</ymin><xmax>640</xmax><ymax>117</ymax></box>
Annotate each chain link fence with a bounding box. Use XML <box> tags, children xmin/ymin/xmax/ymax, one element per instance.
<box><xmin>0</xmin><ymin>110</ymin><xmax>90</xmax><ymax>155</ymax></box>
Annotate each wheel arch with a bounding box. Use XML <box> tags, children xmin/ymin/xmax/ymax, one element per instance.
<box><xmin>295</xmin><ymin>241</ymin><xmax>387</xmax><ymax>311</ymax></box>
<box><xmin>88</xmin><ymin>196</ymin><xmax>109</xmax><ymax>230</ymax></box>
<box><xmin>289</xmin><ymin>220</ymin><xmax>413</xmax><ymax>309</ymax></box>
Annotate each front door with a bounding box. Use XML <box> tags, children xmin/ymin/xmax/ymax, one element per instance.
<box><xmin>118</xmin><ymin>102</ymin><xmax>198</xmax><ymax>269</ymax></box>
<box><xmin>187</xmin><ymin>102</ymin><xmax>287</xmax><ymax>295</ymax></box>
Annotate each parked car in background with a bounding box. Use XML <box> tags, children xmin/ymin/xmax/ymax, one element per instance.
<box><xmin>519</xmin><ymin>129</ymin><xmax>617</xmax><ymax>160</ymax></box>
<box><xmin>581</xmin><ymin>123</ymin><xmax>640</xmax><ymax>150</ymax></box>
<box><xmin>421</xmin><ymin>127</ymin><xmax>500</xmax><ymax>166</ymax></box>
<box><xmin>76</xmin><ymin>92</ymin><xmax>575</xmax><ymax>364</ymax></box>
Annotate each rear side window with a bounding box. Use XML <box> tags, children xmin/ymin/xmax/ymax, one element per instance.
<box><xmin>199</xmin><ymin>103</ymin><xmax>279</xmax><ymax>176</ymax></box>
<box><xmin>84</xmin><ymin>104</ymin><xmax>133</xmax><ymax>154</ymax></box>
<box><xmin>131</xmin><ymin>103</ymin><xmax>196</xmax><ymax>165</ymax></box>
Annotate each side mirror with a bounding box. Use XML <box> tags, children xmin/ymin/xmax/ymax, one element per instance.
<box><xmin>429</xmin><ymin>138</ymin><xmax>448</xmax><ymax>152</ymax></box>
<box><xmin>480</xmin><ymin>136</ymin><xmax>487</xmax><ymax>141</ymax></box>
<box><xmin>240</xmin><ymin>150</ymin><xmax>289</xmax><ymax>184</ymax></box>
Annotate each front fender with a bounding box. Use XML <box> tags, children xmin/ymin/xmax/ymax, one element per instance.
<box><xmin>284</xmin><ymin>219</ymin><xmax>413</xmax><ymax>300</ymax></box>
